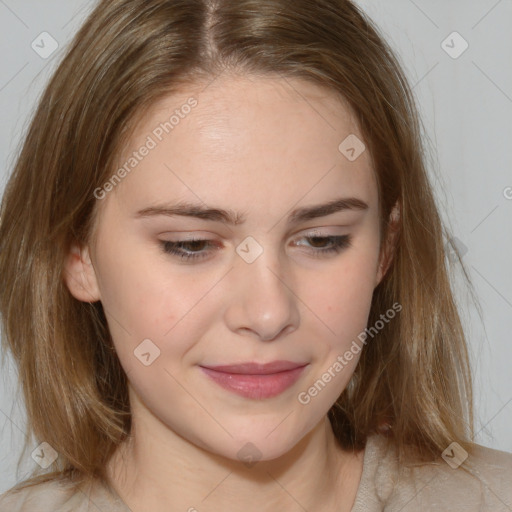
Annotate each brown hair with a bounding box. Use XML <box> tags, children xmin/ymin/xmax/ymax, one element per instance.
<box><xmin>0</xmin><ymin>0</ymin><xmax>476</xmax><ymax>493</ymax></box>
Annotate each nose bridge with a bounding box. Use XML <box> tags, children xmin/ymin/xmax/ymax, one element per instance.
<box><xmin>226</xmin><ymin>240</ymin><xmax>299</xmax><ymax>340</ymax></box>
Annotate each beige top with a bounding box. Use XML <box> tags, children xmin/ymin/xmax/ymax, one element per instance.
<box><xmin>1</xmin><ymin>434</ymin><xmax>511</xmax><ymax>511</ymax></box>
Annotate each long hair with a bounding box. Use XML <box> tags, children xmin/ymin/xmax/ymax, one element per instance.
<box><xmin>0</xmin><ymin>0</ymin><xmax>475</xmax><ymax>492</ymax></box>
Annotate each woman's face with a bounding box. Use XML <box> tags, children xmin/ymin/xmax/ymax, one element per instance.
<box><xmin>66</xmin><ymin>74</ymin><xmax>387</xmax><ymax>461</ymax></box>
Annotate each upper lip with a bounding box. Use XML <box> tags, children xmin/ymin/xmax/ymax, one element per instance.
<box><xmin>200</xmin><ymin>360</ymin><xmax>308</xmax><ymax>375</ymax></box>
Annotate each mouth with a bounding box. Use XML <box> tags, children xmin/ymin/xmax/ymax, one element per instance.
<box><xmin>199</xmin><ymin>360</ymin><xmax>309</xmax><ymax>399</ymax></box>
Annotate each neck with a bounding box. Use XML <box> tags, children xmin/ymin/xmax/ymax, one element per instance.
<box><xmin>106</xmin><ymin>400</ymin><xmax>364</xmax><ymax>512</ymax></box>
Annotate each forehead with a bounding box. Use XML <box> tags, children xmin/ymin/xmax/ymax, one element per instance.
<box><xmin>98</xmin><ymin>73</ymin><xmax>377</xmax><ymax>227</ymax></box>
<box><xmin>143</xmin><ymin>73</ymin><xmax>361</xmax><ymax>148</ymax></box>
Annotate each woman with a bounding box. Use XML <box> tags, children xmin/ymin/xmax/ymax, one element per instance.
<box><xmin>0</xmin><ymin>0</ymin><xmax>510</xmax><ymax>510</ymax></box>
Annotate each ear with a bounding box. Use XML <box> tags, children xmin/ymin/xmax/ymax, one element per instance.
<box><xmin>375</xmin><ymin>201</ymin><xmax>400</xmax><ymax>287</ymax></box>
<box><xmin>62</xmin><ymin>241</ymin><xmax>101</xmax><ymax>303</ymax></box>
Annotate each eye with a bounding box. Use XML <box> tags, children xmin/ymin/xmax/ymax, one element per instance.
<box><xmin>160</xmin><ymin>238</ymin><xmax>217</xmax><ymax>261</ymax></box>
<box><xmin>294</xmin><ymin>234</ymin><xmax>352</xmax><ymax>257</ymax></box>
<box><xmin>159</xmin><ymin>234</ymin><xmax>352</xmax><ymax>262</ymax></box>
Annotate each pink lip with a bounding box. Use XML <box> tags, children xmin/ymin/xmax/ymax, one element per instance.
<box><xmin>199</xmin><ymin>360</ymin><xmax>308</xmax><ymax>399</ymax></box>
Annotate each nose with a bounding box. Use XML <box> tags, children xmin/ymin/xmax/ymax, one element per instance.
<box><xmin>223</xmin><ymin>249</ymin><xmax>300</xmax><ymax>341</ymax></box>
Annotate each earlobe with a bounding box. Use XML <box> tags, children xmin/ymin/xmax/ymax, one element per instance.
<box><xmin>62</xmin><ymin>242</ymin><xmax>101</xmax><ymax>303</ymax></box>
<box><xmin>375</xmin><ymin>201</ymin><xmax>401</xmax><ymax>287</ymax></box>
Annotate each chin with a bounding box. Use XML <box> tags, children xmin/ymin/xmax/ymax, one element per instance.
<box><xmin>193</xmin><ymin>417</ymin><xmax>315</xmax><ymax>465</ymax></box>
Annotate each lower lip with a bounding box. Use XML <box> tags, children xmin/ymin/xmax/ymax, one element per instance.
<box><xmin>199</xmin><ymin>365</ymin><xmax>307</xmax><ymax>399</ymax></box>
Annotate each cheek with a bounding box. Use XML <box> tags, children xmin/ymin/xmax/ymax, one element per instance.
<box><xmin>311</xmin><ymin>244</ymin><xmax>380</xmax><ymax>342</ymax></box>
<box><xmin>295</xmin><ymin>250</ymin><xmax>378</xmax><ymax>408</ymax></box>
<box><xmin>95</xmin><ymin>246</ymin><xmax>230</xmax><ymax>380</ymax></box>
<box><xmin>92</xmin><ymin>244</ymin><xmax>187</xmax><ymax>361</ymax></box>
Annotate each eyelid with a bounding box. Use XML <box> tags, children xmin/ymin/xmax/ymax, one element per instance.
<box><xmin>159</xmin><ymin>231</ymin><xmax>352</xmax><ymax>263</ymax></box>
<box><xmin>160</xmin><ymin>226</ymin><xmax>347</xmax><ymax>239</ymax></box>
<box><xmin>158</xmin><ymin>228</ymin><xmax>350</xmax><ymax>249</ymax></box>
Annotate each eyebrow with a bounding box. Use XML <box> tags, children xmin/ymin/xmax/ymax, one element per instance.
<box><xmin>134</xmin><ymin>196</ymin><xmax>368</xmax><ymax>225</ymax></box>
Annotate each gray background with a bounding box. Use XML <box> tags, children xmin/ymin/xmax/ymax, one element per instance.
<box><xmin>0</xmin><ymin>0</ymin><xmax>511</xmax><ymax>493</ymax></box>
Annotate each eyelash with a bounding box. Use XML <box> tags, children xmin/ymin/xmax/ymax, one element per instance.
<box><xmin>159</xmin><ymin>234</ymin><xmax>352</xmax><ymax>261</ymax></box>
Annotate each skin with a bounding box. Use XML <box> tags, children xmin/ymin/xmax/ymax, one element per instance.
<box><xmin>64</xmin><ymin>73</ymin><xmax>396</xmax><ymax>512</ymax></box>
